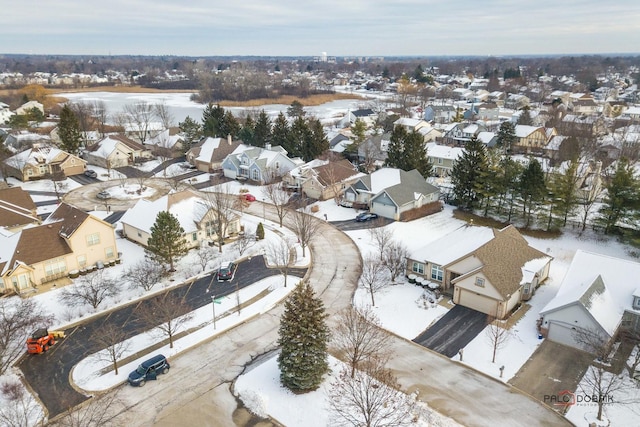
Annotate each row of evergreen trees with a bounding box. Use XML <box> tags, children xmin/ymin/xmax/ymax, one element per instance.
<box><xmin>179</xmin><ymin>102</ymin><xmax>329</xmax><ymax>162</ymax></box>
<box><xmin>451</xmin><ymin>136</ymin><xmax>640</xmax><ymax>233</ymax></box>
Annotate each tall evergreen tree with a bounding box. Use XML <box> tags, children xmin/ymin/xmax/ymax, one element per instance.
<box><xmin>288</xmin><ymin>116</ymin><xmax>310</xmax><ymax>158</ymax></box>
<box><xmin>451</xmin><ymin>136</ymin><xmax>489</xmax><ymax>210</ymax></box>
<box><xmin>287</xmin><ymin>100</ymin><xmax>306</xmax><ymax>119</ymax></box>
<box><xmin>278</xmin><ymin>281</ymin><xmax>329</xmax><ymax>392</ymax></box>
<box><xmin>495</xmin><ymin>156</ymin><xmax>525</xmax><ymax>222</ymax></box>
<box><xmin>272</xmin><ymin>112</ymin><xmax>290</xmax><ymax>149</ymax></box>
<box><xmin>517</xmin><ymin>107</ymin><xmax>534</xmax><ymax>126</ymax></box>
<box><xmin>597</xmin><ymin>159</ymin><xmax>640</xmax><ymax>234</ymax></box>
<box><xmin>238</xmin><ymin>116</ymin><xmax>255</xmax><ymax>145</ymax></box>
<box><xmin>351</xmin><ymin>118</ymin><xmax>367</xmax><ymax>147</ymax></box>
<box><xmin>58</xmin><ymin>104</ymin><xmax>83</xmax><ymax>155</ymax></box>
<box><xmin>146</xmin><ymin>211</ymin><xmax>188</xmax><ymax>272</ymax></box>
<box><xmin>385</xmin><ymin>126</ymin><xmax>407</xmax><ymax>170</ymax></box>
<box><xmin>518</xmin><ymin>158</ymin><xmax>547</xmax><ymax>227</ymax></box>
<box><xmin>202</xmin><ymin>103</ymin><xmax>225</xmax><ymax>137</ymax></box>
<box><xmin>496</xmin><ymin>121</ymin><xmax>516</xmax><ymax>154</ymax></box>
<box><xmin>220</xmin><ymin>110</ymin><xmax>240</xmax><ymax>139</ymax></box>
<box><xmin>253</xmin><ymin>110</ymin><xmax>272</xmax><ymax>148</ymax></box>
<box><xmin>307</xmin><ymin>117</ymin><xmax>329</xmax><ymax>162</ymax></box>
<box><xmin>178</xmin><ymin>116</ymin><xmax>203</xmax><ymax>154</ymax></box>
<box><xmin>402</xmin><ymin>130</ymin><xmax>431</xmax><ymax>177</ymax></box>
<box><xmin>549</xmin><ymin>160</ymin><xmax>580</xmax><ymax>226</ymax></box>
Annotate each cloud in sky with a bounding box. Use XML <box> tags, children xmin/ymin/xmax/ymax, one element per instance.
<box><xmin>2</xmin><ymin>0</ymin><xmax>639</xmax><ymax>56</ymax></box>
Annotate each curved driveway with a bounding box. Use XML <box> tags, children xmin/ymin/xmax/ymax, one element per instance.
<box><xmin>104</xmin><ymin>201</ymin><xmax>569</xmax><ymax>427</ymax></box>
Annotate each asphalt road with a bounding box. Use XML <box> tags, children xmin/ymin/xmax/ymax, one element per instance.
<box><xmin>413</xmin><ymin>304</ymin><xmax>488</xmax><ymax>357</ymax></box>
<box><xmin>18</xmin><ymin>256</ymin><xmax>306</xmax><ymax>419</ymax></box>
<box><xmin>330</xmin><ymin>216</ymin><xmax>393</xmax><ymax>231</ymax></box>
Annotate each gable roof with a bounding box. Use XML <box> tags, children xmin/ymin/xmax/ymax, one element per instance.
<box><xmin>312</xmin><ymin>159</ymin><xmax>361</xmax><ymax>186</ymax></box>
<box><xmin>0</xmin><ymin>187</ymin><xmax>38</xmax><ymax>229</ymax></box>
<box><xmin>411</xmin><ymin>224</ymin><xmax>495</xmax><ymax>266</ymax></box>
<box><xmin>374</xmin><ymin>169</ymin><xmax>439</xmax><ymax>207</ymax></box>
<box><xmin>194</xmin><ymin>137</ymin><xmax>241</xmax><ymax>164</ymax></box>
<box><xmin>540</xmin><ymin>250</ymin><xmax>640</xmax><ymax>330</ymax></box>
<box><xmin>43</xmin><ymin>202</ymin><xmax>90</xmax><ymax>238</ymax></box>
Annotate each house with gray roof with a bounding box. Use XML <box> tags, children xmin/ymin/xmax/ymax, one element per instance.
<box><xmin>342</xmin><ymin>168</ymin><xmax>439</xmax><ymax>220</ymax></box>
<box><xmin>221</xmin><ymin>143</ymin><xmax>301</xmax><ymax>184</ymax></box>
<box><xmin>540</xmin><ymin>250</ymin><xmax>640</xmax><ymax>351</ymax></box>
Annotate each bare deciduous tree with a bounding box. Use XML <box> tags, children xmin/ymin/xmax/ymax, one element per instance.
<box><xmin>54</xmin><ymin>389</ymin><xmax>123</xmax><ymax>427</ymax></box>
<box><xmin>59</xmin><ymin>270</ymin><xmax>119</xmax><ymax>310</ymax></box>
<box><xmin>233</xmin><ymin>229</ymin><xmax>255</xmax><ymax>257</ymax></box>
<box><xmin>360</xmin><ymin>255</ymin><xmax>388</xmax><ymax>307</ymax></box>
<box><xmin>328</xmin><ymin>358</ymin><xmax>422</xmax><ymax>427</ymax></box>
<box><xmin>92</xmin><ymin>324</ymin><xmax>130</xmax><ymax>375</ymax></box>
<box><xmin>154</xmin><ymin>101</ymin><xmax>174</xmax><ymax>130</ymax></box>
<box><xmin>0</xmin><ymin>379</ymin><xmax>43</xmax><ymax>427</ymax></box>
<box><xmin>287</xmin><ymin>206</ymin><xmax>322</xmax><ymax>258</ymax></box>
<box><xmin>262</xmin><ymin>182</ymin><xmax>290</xmax><ymax>227</ymax></box>
<box><xmin>122</xmin><ymin>101</ymin><xmax>155</xmax><ymax>144</ymax></box>
<box><xmin>368</xmin><ymin>223</ymin><xmax>393</xmax><ymax>261</ymax></box>
<box><xmin>124</xmin><ymin>258</ymin><xmax>165</xmax><ymax>291</ymax></box>
<box><xmin>332</xmin><ymin>307</ymin><xmax>391</xmax><ymax>378</ymax></box>
<box><xmin>137</xmin><ymin>293</ymin><xmax>193</xmax><ymax>348</ymax></box>
<box><xmin>202</xmin><ymin>185</ymin><xmax>238</xmax><ymax>253</ymax></box>
<box><xmin>381</xmin><ymin>240</ymin><xmax>409</xmax><ymax>282</ymax></box>
<box><xmin>266</xmin><ymin>238</ymin><xmax>296</xmax><ymax>287</ymax></box>
<box><xmin>0</xmin><ymin>299</ymin><xmax>53</xmax><ymax>375</ymax></box>
<box><xmin>485</xmin><ymin>317</ymin><xmax>510</xmax><ymax>363</ymax></box>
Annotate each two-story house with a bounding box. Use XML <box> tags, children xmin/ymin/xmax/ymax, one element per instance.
<box><xmin>222</xmin><ymin>144</ymin><xmax>301</xmax><ymax>184</ymax></box>
<box><xmin>425</xmin><ymin>143</ymin><xmax>464</xmax><ymax>177</ymax></box>
<box><xmin>511</xmin><ymin>125</ymin><xmax>549</xmax><ymax>154</ymax></box>
<box><xmin>0</xmin><ymin>203</ymin><xmax>119</xmax><ymax>294</ymax></box>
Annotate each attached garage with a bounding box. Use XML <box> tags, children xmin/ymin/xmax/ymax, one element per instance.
<box><xmin>457</xmin><ymin>288</ymin><xmax>499</xmax><ymax>316</ymax></box>
<box><xmin>546</xmin><ymin>322</ymin><xmax>583</xmax><ymax>349</ymax></box>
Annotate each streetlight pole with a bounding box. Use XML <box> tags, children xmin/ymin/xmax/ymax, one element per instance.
<box><xmin>211</xmin><ymin>295</ymin><xmax>216</xmax><ymax>329</ymax></box>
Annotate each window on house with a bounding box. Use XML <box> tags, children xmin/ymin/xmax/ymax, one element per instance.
<box><xmin>633</xmin><ymin>296</ymin><xmax>640</xmax><ymax>310</ymax></box>
<box><xmin>412</xmin><ymin>262</ymin><xmax>425</xmax><ymax>275</ymax></box>
<box><xmin>44</xmin><ymin>258</ymin><xmax>67</xmax><ymax>277</ymax></box>
<box><xmin>77</xmin><ymin>254</ymin><xmax>87</xmax><ymax>268</ymax></box>
<box><xmin>86</xmin><ymin>233</ymin><xmax>100</xmax><ymax>246</ymax></box>
<box><xmin>252</xmin><ymin>169</ymin><xmax>260</xmax><ymax>181</ymax></box>
<box><xmin>523</xmin><ymin>283</ymin><xmax>531</xmax><ymax>294</ymax></box>
<box><xmin>192</xmin><ymin>232</ymin><xmax>198</xmax><ymax>241</ymax></box>
<box><xmin>475</xmin><ymin>277</ymin><xmax>485</xmax><ymax>287</ymax></box>
<box><xmin>11</xmin><ymin>273</ymin><xmax>30</xmax><ymax>290</ymax></box>
<box><xmin>105</xmin><ymin>247</ymin><xmax>114</xmax><ymax>259</ymax></box>
<box><xmin>137</xmin><ymin>231</ymin><xmax>142</xmax><ymax>238</ymax></box>
<box><xmin>438</xmin><ymin>158</ymin><xmax>443</xmax><ymax>164</ymax></box>
<box><xmin>431</xmin><ymin>265</ymin><xmax>443</xmax><ymax>281</ymax></box>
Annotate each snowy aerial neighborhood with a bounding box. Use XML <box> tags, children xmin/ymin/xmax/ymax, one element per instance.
<box><xmin>1</xmin><ymin>56</ymin><xmax>640</xmax><ymax>427</ymax></box>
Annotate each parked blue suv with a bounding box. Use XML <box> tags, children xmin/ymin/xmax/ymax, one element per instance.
<box><xmin>127</xmin><ymin>354</ymin><xmax>170</xmax><ymax>386</ymax></box>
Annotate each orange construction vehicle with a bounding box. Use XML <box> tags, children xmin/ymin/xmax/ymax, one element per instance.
<box><xmin>26</xmin><ymin>328</ymin><xmax>65</xmax><ymax>354</ymax></box>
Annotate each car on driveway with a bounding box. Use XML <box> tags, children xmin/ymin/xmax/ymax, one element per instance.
<box><xmin>239</xmin><ymin>193</ymin><xmax>256</xmax><ymax>202</ymax></box>
<box><xmin>84</xmin><ymin>169</ymin><xmax>98</xmax><ymax>178</ymax></box>
<box><xmin>96</xmin><ymin>190</ymin><xmax>111</xmax><ymax>200</ymax></box>
<box><xmin>217</xmin><ymin>261</ymin><xmax>237</xmax><ymax>281</ymax></box>
<box><xmin>128</xmin><ymin>354</ymin><xmax>170</xmax><ymax>387</ymax></box>
<box><xmin>355</xmin><ymin>212</ymin><xmax>378</xmax><ymax>222</ymax></box>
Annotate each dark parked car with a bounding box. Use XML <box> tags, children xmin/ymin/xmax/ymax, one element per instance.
<box><xmin>355</xmin><ymin>212</ymin><xmax>378</xmax><ymax>222</ymax></box>
<box><xmin>96</xmin><ymin>190</ymin><xmax>111</xmax><ymax>200</ymax></box>
<box><xmin>84</xmin><ymin>169</ymin><xmax>98</xmax><ymax>178</ymax></box>
<box><xmin>128</xmin><ymin>354</ymin><xmax>170</xmax><ymax>387</ymax></box>
<box><xmin>217</xmin><ymin>261</ymin><xmax>236</xmax><ymax>281</ymax></box>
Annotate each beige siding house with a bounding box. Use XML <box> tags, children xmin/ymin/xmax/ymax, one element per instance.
<box><xmin>406</xmin><ymin>225</ymin><xmax>552</xmax><ymax>319</ymax></box>
<box><xmin>186</xmin><ymin>136</ymin><xmax>242</xmax><ymax>172</ymax></box>
<box><xmin>120</xmin><ymin>189</ymin><xmax>241</xmax><ymax>249</ymax></box>
<box><xmin>84</xmin><ymin>134</ymin><xmax>152</xmax><ymax>169</ymax></box>
<box><xmin>4</xmin><ymin>144</ymin><xmax>86</xmax><ymax>181</ymax></box>
<box><xmin>0</xmin><ymin>203</ymin><xmax>119</xmax><ymax>294</ymax></box>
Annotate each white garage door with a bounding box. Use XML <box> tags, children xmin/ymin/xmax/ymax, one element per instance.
<box><xmin>372</xmin><ymin>202</ymin><xmax>396</xmax><ymax>219</ymax></box>
<box><xmin>547</xmin><ymin>322</ymin><xmax>582</xmax><ymax>349</ymax></box>
<box><xmin>458</xmin><ymin>289</ymin><xmax>498</xmax><ymax>315</ymax></box>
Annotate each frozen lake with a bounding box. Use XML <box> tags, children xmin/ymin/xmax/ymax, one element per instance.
<box><xmin>58</xmin><ymin>91</ymin><xmax>376</xmax><ymax>126</ymax></box>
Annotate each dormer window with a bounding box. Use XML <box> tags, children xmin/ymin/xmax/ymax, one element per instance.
<box><xmin>633</xmin><ymin>296</ymin><xmax>640</xmax><ymax>311</ymax></box>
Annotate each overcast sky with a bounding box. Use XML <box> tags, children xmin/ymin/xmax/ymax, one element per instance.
<box><xmin>2</xmin><ymin>1</ymin><xmax>639</xmax><ymax>57</ymax></box>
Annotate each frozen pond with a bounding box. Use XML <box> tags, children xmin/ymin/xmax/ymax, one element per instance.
<box><xmin>58</xmin><ymin>91</ymin><xmax>377</xmax><ymax>126</ymax></box>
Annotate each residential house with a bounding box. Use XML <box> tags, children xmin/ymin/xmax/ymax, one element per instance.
<box><xmin>186</xmin><ymin>136</ymin><xmax>242</xmax><ymax>172</ymax></box>
<box><xmin>357</xmin><ymin>133</ymin><xmax>389</xmax><ymax>171</ymax></box>
<box><xmin>221</xmin><ymin>144</ymin><xmax>301</xmax><ymax>184</ymax></box>
<box><xmin>571</xmin><ymin>98</ymin><xmax>598</xmax><ymax>115</ymax></box>
<box><xmin>442</xmin><ymin>123</ymin><xmax>486</xmax><ymax>146</ymax></box>
<box><xmin>0</xmin><ymin>187</ymin><xmax>40</xmax><ymax>233</ymax></box>
<box><xmin>84</xmin><ymin>134</ymin><xmax>152</xmax><ymax>169</ymax></box>
<box><xmin>423</xmin><ymin>105</ymin><xmax>456</xmax><ymax>123</ymax></box>
<box><xmin>504</xmin><ymin>94</ymin><xmax>530</xmax><ymax>110</ymax></box>
<box><xmin>347</xmin><ymin>108</ymin><xmax>377</xmax><ymax>127</ymax></box>
<box><xmin>426</xmin><ymin>143</ymin><xmax>464</xmax><ymax>177</ymax></box>
<box><xmin>145</xmin><ymin>128</ymin><xmax>184</xmax><ymax>157</ymax></box>
<box><xmin>342</xmin><ymin>168</ymin><xmax>439</xmax><ymax>220</ymax></box>
<box><xmin>300</xmin><ymin>159</ymin><xmax>363</xmax><ymax>201</ymax></box>
<box><xmin>406</xmin><ymin>225</ymin><xmax>552</xmax><ymax>319</ymax></box>
<box><xmin>282</xmin><ymin>159</ymin><xmax>328</xmax><ymax>191</ymax></box>
<box><xmin>0</xmin><ymin>203</ymin><xmax>119</xmax><ymax>294</ymax></box>
<box><xmin>328</xmin><ymin>133</ymin><xmax>353</xmax><ymax>154</ymax></box>
<box><xmin>15</xmin><ymin>100</ymin><xmax>44</xmax><ymax>116</ymax></box>
<box><xmin>120</xmin><ymin>189</ymin><xmax>240</xmax><ymax>249</ymax></box>
<box><xmin>511</xmin><ymin>125</ymin><xmax>549</xmax><ymax>154</ymax></box>
<box><xmin>393</xmin><ymin>117</ymin><xmax>431</xmax><ymax>133</ymax></box>
<box><xmin>4</xmin><ymin>144</ymin><xmax>86</xmax><ymax>181</ymax></box>
<box><xmin>539</xmin><ymin>250</ymin><xmax>640</xmax><ymax>350</ymax></box>
<box><xmin>3</xmin><ymin>130</ymin><xmax>51</xmax><ymax>152</ymax></box>
<box><xmin>417</xmin><ymin>124</ymin><xmax>442</xmax><ymax>143</ymax></box>
<box><xmin>560</xmin><ymin>114</ymin><xmax>606</xmax><ymax>137</ymax></box>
